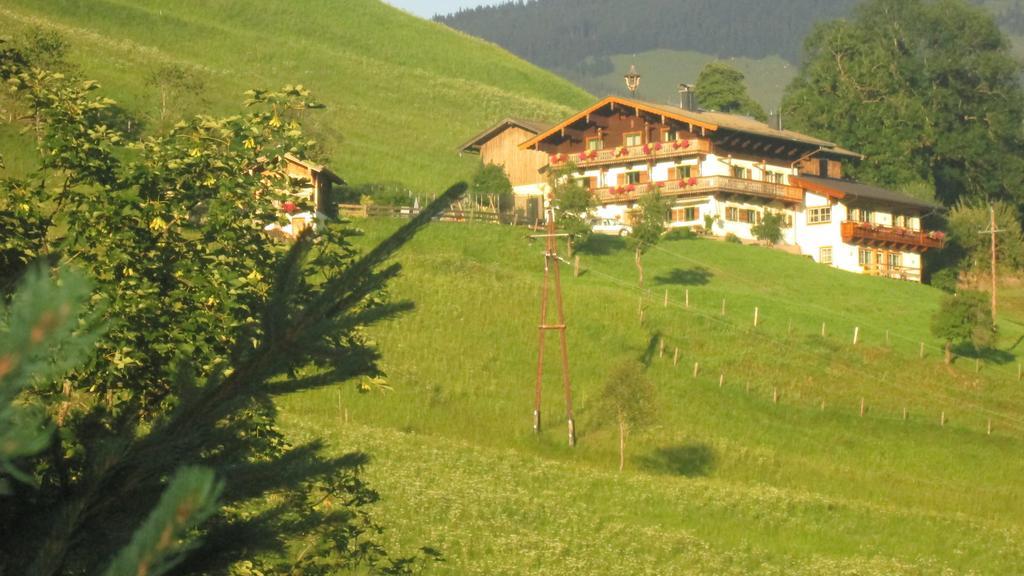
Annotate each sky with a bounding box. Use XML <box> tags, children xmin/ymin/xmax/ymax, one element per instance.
<box><xmin>382</xmin><ymin>0</ymin><xmax>504</xmax><ymax>19</ymax></box>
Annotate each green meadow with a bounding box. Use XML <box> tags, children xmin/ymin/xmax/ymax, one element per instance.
<box><xmin>278</xmin><ymin>219</ymin><xmax>1024</xmax><ymax>574</ymax></box>
<box><xmin>0</xmin><ymin>0</ymin><xmax>591</xmax><ymax>191</ymax></box>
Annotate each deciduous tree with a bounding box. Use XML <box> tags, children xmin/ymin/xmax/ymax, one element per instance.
<box><xmin>695</xmin><ymin>62</ymin><xmax>767</xmax><ymax>121</ymax></box>
<box><xmin>930</xmin><ymin>290</ymin><xmax>996</xmax><ymax>364</ymax></box>
<box><xmin>631</xmin><ymin>190</ymin><xmax>668</xmax><ymax>287</ymax></box>
<box><xmin>594</xmin><ymin>360</ymin><xmax>656</xmax><ymax>472</ymax></box>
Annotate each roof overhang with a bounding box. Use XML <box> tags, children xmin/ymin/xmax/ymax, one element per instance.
<box><xmin>284</xmin><ymin>153</ymin><xmax>345</xmax><ymax>185</ymax></box>
<box><xmin>458</xmin><ymin>118</ymin><xmax>550</xmax><ymax>154</ymax></box>
<box><xmin>519</xmin><ymin>96</ymin><xmax>720</xmax><ymax>151</ymax></box>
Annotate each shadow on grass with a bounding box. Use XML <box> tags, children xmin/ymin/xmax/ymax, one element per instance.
<box><xmin>640</xmin><ymin>331</ymin><xmax>662</xmax><ymax>368</ymax></box>
<box><xmin>653</xmin><ymin>266</ymin><xmax>713</xmax><ymax>286</ymax></box>
<box><xmin>952</xmin><ymin>342</ymin><xmax>1017</xmax><ymax>366</ymax></box>
<box><xmin>577</xmin><ymin>234</ymin><xmax>628</xmax><ymax>256</ymax></box>
<box><xmin>639</xmin><ymin>443</ymin><xmax>717</xmax><ymax>477</ymax></box>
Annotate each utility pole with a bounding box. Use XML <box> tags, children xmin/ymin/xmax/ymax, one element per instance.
<box><xmin>980</xmin><ymin>205</ymin><xmax>1005</xmax><ymax>320</ymax></box>
<box><xmin>531</xmin><ymin>200</ymin><xmax>577</xmax><ymax>447</ymax></box>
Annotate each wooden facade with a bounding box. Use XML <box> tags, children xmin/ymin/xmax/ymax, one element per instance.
<box><xmin>460</xmin><ymin>119</ymin><xmax>551</xmax><ymax>187</ymax></box>
<box><xmin>283</xmin><ymin>154</ymin><xmax>345</xmax><ymax>214</ymax></box>
<box><xmin>478</xmin><ymin>125</ymin><xmax>550</xmax><ymax>186</ymax></box>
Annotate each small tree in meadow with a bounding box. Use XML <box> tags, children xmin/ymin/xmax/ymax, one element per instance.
<box><xmin>752</xmin><ymin>212</ymin><xmax>785</xmax><ymax>245</ymax></box>
<box><xmin>470</xmin><ymin>162</ymin><xmax>513</xmax><ymax>214</ymax></box>
<box><xmin>595</xmin><ymin>361</ymin><xmax>656</xmax><ymax>472</ymax></box>
<box><xmin>631</xmin><ymin>190</ymin><xmax>668</xmax><ymax>286</ymax></box>
<box><xmin>549</xmin><ymin>164</ymin><xmax>594</xmax><ymax>253</ymax></box>
<box><xmin>930</xmin><ymin>290</ymin><xmax>996</xmax><ymax>364</ymax></box>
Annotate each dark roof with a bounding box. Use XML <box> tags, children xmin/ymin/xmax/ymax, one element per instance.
<box><xmin>519</xmin><ymin>96</ymin><xmax>863</xmax><ymax>159</ymax></box>
<box><xmin>792</xmin><ymin>175</ymin><xmax>941</xmax><ymax>211</ymax></box>
<box><xmin>284</xmin><ymin>153</ymin><xmax>346</xmax><ymax>184</ymax></box>
<box><xmin>458</xmin><ymin>117</ymin><xmax>551</xmax><ymax>153</ymax></box>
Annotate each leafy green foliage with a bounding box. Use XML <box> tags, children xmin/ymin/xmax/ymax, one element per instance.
<box><xmin>103</xmin><ymin>466</ymin><xmax>222</xmax><ymax>576</ymax></box>
<box><xmin>0</xmin><ymin>43</ymin><xmax>461</xmax><ymax>575</ymax></box>
<box><xmin>931</xmin><ymin>290</ymin><xmax>995</xmax><ymax>362</ymax></box>
<box><xmin>782</xmin><ymin>0</ymin><xmax>1024</xmax><ymax>209</ymax></box>
<box><xmin>632</xmin><ymin>190</ymin><xmax>668</xmax><ymax>253</ymax></box>
<box><xmin>695</xmin><ymin>62</ymin><xmax>767</xmax><ymax>121</ymax></box>
<box><xmin>470</xmin><ymin>163</ymin><xmax>513</xmax><ymax>213</ymax></box>
<box><xmin>751</xmin><ymin>212</ymin><xmax>785</xmax><ymax>245</ymax></box>
<box><xmin>593</xmin><ymin>359</ymin><xmax>656</xmax><ymax>471</ymax></box>
<box><xmin>947</xmin><ymin>201</ymin><xmax>1024</xmax><ymax>274</ymax></box>
<box><xmin>550</xmin><ymin>164</ymin><xmax>594</xmax><ymax>246</ymax></box>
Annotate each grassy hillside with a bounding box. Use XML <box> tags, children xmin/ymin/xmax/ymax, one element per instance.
<box><xmin>277</xmin><ymin>219</ymin><xmax>1024</xmax><ymax>574</ymax></box>
<box><xmin>0</xmin><ymin>0</ymin><xmax>591</xmax><ymax>192</ymax></box>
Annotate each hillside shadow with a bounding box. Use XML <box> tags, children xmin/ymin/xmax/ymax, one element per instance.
<box><xmin>639</xmin><ymin>443</ymin><xmax>717</xmax><ymax>477</ymax></box>
<box><xmin>578</xmin><ymin>234</ymin><xmax>628</xmax><ymax>256</ymax></box>
<box><xmin>653</xmin><ymin>266</ymin><xmax>713</xmax><ymax>286</ymax></box>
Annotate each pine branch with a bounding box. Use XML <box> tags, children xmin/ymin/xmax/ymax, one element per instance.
<box><xmin>102</xmin><ymin>466</ymin><xmax>222</xmax><ymax>576</ymax></box>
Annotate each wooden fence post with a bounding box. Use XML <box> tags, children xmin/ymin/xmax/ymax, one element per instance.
<box><xmin>663</xmin><ymin>289</ymin><xmax>668</xmax><ymax>308</ymax></box>
<box><xmin>859</xmin><ymin>397</ymin><xmax>865</xmax><ymax>417</ymax></box>
<box><xmin>902</xmin><ymin>407</ymin><xmax>908</xmax><ymax>421</ymax></box>
<box><xmin>853</xmin><ymin>326</ymin><xmax>860</xmax><ymax>346</ymax></box>
<box><xmin>574</xmin><ymin>255</ymin><xmax>580</xmax><ymax>278</ymax></box>
<box><xmin>685</xmin><ymin>289</ymin><xmax>689</xmax><ymax>308</ymax></box>
<box><xmin>885</xmin><ymin>330</ymin><xmax>890</xmax><ymax>347</ymax></box>
<box><xmin>821</xmin><ymin>322</ymin><xmax>827</xmax><ymax>338</ymax></box>
<box><xmin>718</xmin><ymin>374</ymin><xmax>724</xmax><ymax>388</ymax></box>
<box><xmin>693</xmin><ymin>362</ymin><xmax>700</xmax><ymax>378</ymax></box>
<box><xmin>940</xmin><ymin>411</ymin><xmax>946</xmax><ymax>427</ymax></box>
<box><xmin>920</xmin><ymin>342</ymin><xmax>925</xmax><ymax>359</ymax></box>
<box><xmin>753</xmin><ymin>307</ymin><xmax>760</xmax><ymax>328</ymax></box>
<box><xmin>659</xmin><ymin>338</ymin><xmax>665</xmax><ymax>358</ymax></box>
<box><xmin>721</xmin><ymin>298</ymin><xmax>726</xmax><ymax>316</ymax></box>
<box><xmin>773</xmin><ymin>387</ymin><xmax>779</xmax><ymax>404</ymax></box>
<box><xmin>987</xmin><ymin>418</ymin><xmax>992</xmax><ymax>435</ymax></box>
<box><xmin>673</xmin><ymin>347</ymin><xmax>679</xmax><ymax>366</ymax></box>
<box><xmin>975</xmin><ymin>358</ymin><xmax>980</xmax><ymax>373</ymax></box>
<box><xmin>820</xmin><ymin>399</ymin><xmax>826</xmax><ymax>411</ymax></box>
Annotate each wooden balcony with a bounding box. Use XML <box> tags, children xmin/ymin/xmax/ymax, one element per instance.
<box><xmin>861</xmin><ymin>263</ymin><xmax>922</xmax><ymax>283</ymax></box>
<box><xmin>840</xmin><ymin>221</ymin><xmax>945</xmax><ymax>251</ymax></box>
<box><xmin>548</xmin><ymin>139</ymin><xmax>713</xmax><ymax>169</ymax></box>
<box><xmin>593</xmin><ymin>176</ymin><xmax>804</xmax><ymax>204</ymax></box>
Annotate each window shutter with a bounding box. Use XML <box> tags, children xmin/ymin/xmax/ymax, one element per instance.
<box><xmin>639</xmin><ymin>171</ymin><xmax>650</xmax><ymax>184</ymax></box>
<box><xmin>589</xmin><ymin>177</ymin><xmax>598</xmax><ymax>190</ymax></box>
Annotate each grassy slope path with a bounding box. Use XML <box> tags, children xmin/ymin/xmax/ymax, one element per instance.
<box><xmin>279</xmin><ymin>220</ymin><xmax>1024</xmax><ymax>574</ymax></box>
<box><xmin>0</xmin><ymin>0</ymin><xmax>591</xmax><ymax>191</ymax></box>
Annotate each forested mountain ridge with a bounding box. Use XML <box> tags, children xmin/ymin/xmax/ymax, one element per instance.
<box><xmin>438</xmin><ymin>0</ymin><xmax>1024</xmax><ymax>107</ymax></box>
<box><xmin>437</xmin><ymin>0</ymin><xmax>857</xmax><ymax>71</ymax></box>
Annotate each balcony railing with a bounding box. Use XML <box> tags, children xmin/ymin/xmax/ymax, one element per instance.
<box><xmin>841</xmin><ymin>221</ymin><xmax>945</xmax><ymax>251</ymax></box>
<box><xmin>548</xmin><ymin>139</ymin><xmax>713</xmax><ymax>169</ymax></box>
<box><xmin>861</xmin><ymin>263</ymin><xmax>922</xmax><ymax>283</ymax></box>
<box><xmin>593</xmin><ymin>176</ymin><xmax>804</xmax><ymax>204</ymax></box>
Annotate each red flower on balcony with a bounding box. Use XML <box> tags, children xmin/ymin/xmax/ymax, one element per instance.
<box><xmin>654</xmin><ymin>142</ymin><xmax>663</xmax><ymax>151</ymax></box>
<box><xmin>678</xmin><ymin>180</ymin><xmax>687</xmax><ymax>188</ymax></box>
<box><xmin>550</xmin><ymin>154</ymin><xmax>558</xmax><ymax>164</ymax></box>
<box><xmin>282</xmin><ymin>201</ymin><xmax>297</xmax><ymax>214</ymax></box>
<box><xmin>578</xmin><ymin>153</ymin><xmax>589</xmax><ymax>162</ymax></box>
<box><xmin>642</xmin><ymin>144</ymin><xmax>653</xmax><ymax>154</ymax></box>
<box><xmin>687</xmin><ymin>177</ymin><xmax>698</xmax><ymax>186</ymax></box>
<box><xmin>618</xmin><ymin>147</ymin><xmax>630</xmax><ymax>157</ymax></box>
<box><xmin>589</xmin><ymin>150</ymin><xmax>599</xmax><ymax>159</ymax></box>
<box><xmin>681</xmin><ymin>139</ymin><xmax>691</xmax><ymax>149</ymax></box>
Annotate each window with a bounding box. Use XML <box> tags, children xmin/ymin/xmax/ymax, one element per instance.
<box><xmin>625</xmin><ymin>171</ymin><xmax>642</xmax><ymax>185</ymax></box>
<box><xmin>894</xmin><ymin>214</ymin><xmax>906</xmax><ymax>228</ymax></box>
<box><xmin>675</xmin><ymin>165</ymin><xmax>692</xmax><ymax>179</ymax></box>
<box><xmin>820</xmin><ymin>246</ymin><xmax>833</xmax><ymax>264</ymax></box>
<box><xmin>662</xmin><ymin>130</ymin><xmax>676</xmax><ymax>142</ymax></box>
<box><xmin>725</xmin><ymin>207</ymin><xmax>739</xmax><ymax>221</ymax></box>
<box><xmin>807</xmin><ymin>206</ymin><xmax>831</xmax><ymax>224</ymax></box>
<box><xmin>732</xmin><ymin>165</ymin><xmax>748</xmax><ymax>179</ymax></box>
<box><xmin>887</xmin><ymin>252</ymin><xmax>901</xmax><ymax>268</ymax></box>
<box><xmin>672</xmin><ymin>206</ymin><xmax>700</xmax><ymax>222</ymax></box>
<box><xmin>852</xmin><ymin>208</ymin><xmax>872</xmax><ymax>223</ymax></box>
<box><xmin>624</xmin><ymin>132</ymin><xmax>642</xmax><ymax>147</ymax></box>
<box><xmin>586</xmin><ymin>137</ymin><xmax>604</xmax><ymax>151</ymax></box>
<box><xmin>859</xmin><ymin>248</ymin><xmax>873</xmax><ymax>267</ymax></box>
<box><xmin>766</xmin><ymin>171</ymin><xmax>784</xmax><ymax>184</ymax></box>
<box><xmin>738</xmin><ymin>209</ymin><xmax>758</xmax><ymax>223</ymax></box>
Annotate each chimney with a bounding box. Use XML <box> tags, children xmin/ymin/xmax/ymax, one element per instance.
<box><xmin>769</xmin><ymin>110</ymin><xmax>783</xmax><ymax>130</ymax></box>
<box><xmin>677</xmin><ymin>83</ymin><xmax>696</xmax><ymax>111</ymax></box>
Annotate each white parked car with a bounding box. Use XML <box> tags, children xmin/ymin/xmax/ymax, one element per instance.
<box><xmin>591</xmin><ymin>218</ymin><xmax>632</xmax><ymax>236</ymax></box>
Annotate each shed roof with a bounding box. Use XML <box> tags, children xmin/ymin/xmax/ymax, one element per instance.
<box><xmin>284</xmin><ymin>153</ymin><xmax>345</xmax><ymax>184</ymax></box>
<box><xmin>791</xmin><ymin>175</ymin><xmax>941</xmax><ymax>211</ymax></box>
<box><xmin>459</xmin><ymin>117</ymin><xmax>551</xmax><ymax>153</ymax></box>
